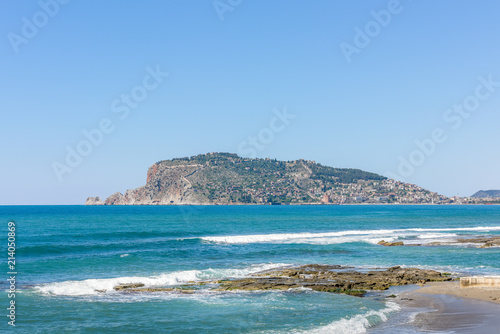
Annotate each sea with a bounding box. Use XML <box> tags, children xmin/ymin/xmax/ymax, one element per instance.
<box><xmin>1</xmin><ymin>205</ymin><xmax>500</xmax><ymax>333</ymax></box>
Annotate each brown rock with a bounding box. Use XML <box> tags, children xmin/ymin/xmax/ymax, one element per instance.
<box><xmin>114</xmin><ymin>283</ymin><xmax>145</xmax><ymax>291</ymax></box>
<box><xmin>378</xmin><ymin>240</ymin><xmax>404</xmax><ymax>246</ymax></box>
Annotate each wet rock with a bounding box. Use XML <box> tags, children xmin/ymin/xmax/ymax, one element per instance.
<box><xmin>115</xmin><ymin>286</ymin><xmax>199</xmax><ymax>294</ymax></box>
<box><xmin>388</xmin><ymin>266</ymin><xmax>401</xmax><ymax>271</ymax></box>
<box><xmin>110</xmin><ymin>265</ymin><xmax>455</xmax><ymax>297</ymax></box>
<box><xmin>377</xmin><ymin>240</ymin><xmax>404</xmax><ymax>246</ymax></box>
<box><xmin>114</xmin><ymin>283</ymin><xmax>145</xmax><ymax>291</ymax></box>
<box><xmin>206</xmin><ymin>265</ymin><xmax>453</xmax><ymax>296</ymax></box>
<box><xmin>431</xmin><ymin>237</ymin><xmax>500</xmax><ymax>248</ymax></box>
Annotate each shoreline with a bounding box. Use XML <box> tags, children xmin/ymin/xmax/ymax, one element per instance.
<box><xmin>83</xmin><ymin>203</ymin><xmax>500</xmax><ymax>206</ymax></box>
<box><xmin>393</xmin><ymin>281</ymin><xmax>500</xmax><ymax>333</ymax></box>
<box><xmin>415</xmin><ymin>281</ymin><xmax>500</xmax><ymax>304</ymax></box>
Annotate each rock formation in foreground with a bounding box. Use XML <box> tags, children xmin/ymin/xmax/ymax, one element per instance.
<box><xmin>86</xmin><ymin>152</ymin><xmax>451</xmax><ymax>205</ymax></box>
<box><xmin>111</xmin><ymin>265</ymin><xmax>454</xmax><ymax>297</ymax></box>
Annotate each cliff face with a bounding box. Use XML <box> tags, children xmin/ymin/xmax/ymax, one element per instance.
<box><xmin>86</xmin><ymin>152</ymin><xmax>448</xmax><ymax>205</ymax></box>
<box><xmin>97</xmin><ymin>163</ymin><xmax>211</xmax><ymax>205</ymax></box>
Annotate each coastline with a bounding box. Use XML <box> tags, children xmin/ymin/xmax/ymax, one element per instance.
<box><xmin>84</xmin><ymin>202</ymin><xmax>500</xmax><ymax>205</ymax></box>
<box><xmin>394</xmin><ymin>281</ymin><xmax>500</xmax><ymax>333</ymax></box>
<box><xmin>416</xmin><ymin>281</ymin><xmax>500</xmax><ymax>304</ymax></box>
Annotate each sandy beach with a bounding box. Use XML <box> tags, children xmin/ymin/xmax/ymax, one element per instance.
<box><xmin>418</xmin><ymin>281</ymin><xmax>500</xmax><ymax>304</ymax></box>
<box><xmin>396</xmin><ymin>281</ymin><xmax>500</xmax><ymax>333</ymax></box>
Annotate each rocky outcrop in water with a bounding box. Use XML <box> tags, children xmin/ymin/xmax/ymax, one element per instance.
<box><xmin>209</xmin><ymin>265</ymin><xmax>453</xmax><ymax>295</ymax></box>
<box><xmin>376</xmin><ymin>236</ymin><xmax>500</xmax><ymax>248</ymax></box>
<box><xmin>111</xmin><ymin>265</ymin><xmax>454</xmax><ymax>297</ymax></box>
<box><xmin>85</xmin><ymin>197</ymin><xmax>104</xmax><ymax>205</ymax></box>
<box><xmin>377</xmin><ymin>240</ymin><xmax>404</xmax><ymax>246</ymax></box>
<box><xmin>430</xmin><ymin>237</ymin><xmax>500</xmax><ymax>248</ymax></box>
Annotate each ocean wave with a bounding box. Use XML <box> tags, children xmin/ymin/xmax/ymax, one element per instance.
<box><xmin>199</xmin><ymin>226</ymin><xmax>500</xmax><ymax>245</ymax></box>
<box><xmin>33</xmin><ymin>263</ymin><xmax>288</xmax><ymax>296</ymax></box>
<box><xmin>293</xmin><ymin>301</ymin><xmax>401</xmax><ymax>334</ymax></box>
<box><xmin>201</xmin><ymin>230</ymin><xmax>396</xmax><ymax>244</ymax></box>
<box><xmin>416</xmin><ymin>233</ymin><xmax>458</xmax><ymax>239</ymax></box>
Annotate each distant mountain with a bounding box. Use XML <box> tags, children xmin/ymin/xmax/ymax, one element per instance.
<box><xmin>86</xmin><ymin>153</ymin><xmax>449</xmax><ymax>205</ymax></box>
<box><xmin>471</xmin><ymin>190</ymin><xmax>500</xmax><ymax>198</ymax></box>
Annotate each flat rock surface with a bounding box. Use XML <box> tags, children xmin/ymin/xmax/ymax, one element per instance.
<box><xmin>112</xmin><ymin>265</ymin><xmax>454</xmax><ymax>296</ymax></box>
<box><xmin>376</xmin><ymin>236</ymin><xmax>500</xmax><ymax>248</ymax></box>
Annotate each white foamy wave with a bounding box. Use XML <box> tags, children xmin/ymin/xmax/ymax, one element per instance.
<box><xmin>417</xmin><ymin>233</ymin><xmax>458</xmax><ymax>239</ymax></box>
<box><xmin>201</xmin><ymin>230</ymin><xmax>397</xmax><ymax>245</ymax></box>
<box><xmin>200</xmin><ymin>226</ymin><xmax>500</xmax><ymax>245</ymax></box>
<box><xmin>364</xmin><ymin>237</ymin><xmax>397</xmax><ymax>245</ymax></box>
<box><xmin>34</xmin><ymin>263</ymin><xmax>287</xmax><ymax>296</ymax></box>
<box><xmin>293</xmin><ymin>302</ymin><xmax>400</xmax><ymax>334</ymax></box>
<box><xmin>407</xmin><ymin>226</ymin><xmax>500</xmax><ymax>232</ymax></box>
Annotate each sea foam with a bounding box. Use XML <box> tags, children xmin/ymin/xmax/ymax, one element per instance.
<box><xmin>34</xmin><ymin>263</ymin><xmax>287</xmax><ymax>296</ymax></box>
<box><xmin>293</xmin><ymin>301</ymin><xmax>401</xmax><ymax>334</ymax></box>
<box><xmin>200</xmin><ymin>226</ymin><xmax>500</xmax><ymax>245</ymax></box>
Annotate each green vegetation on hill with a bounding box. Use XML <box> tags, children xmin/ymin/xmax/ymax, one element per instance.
<box><xmin>309</xmin><ymin>163</ymin><xmax>386</xmax><ymax>184</ymax></box>
<box><xmin>154</xmin><ymin>153</ymin><xmax>395</xmax><ymax>204</ymax></box>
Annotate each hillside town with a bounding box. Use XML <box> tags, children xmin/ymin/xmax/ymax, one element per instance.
<box><xmin>315</xmin><ymin>179</ymin><xmax>489</xmax><ymax>205</ymax></box>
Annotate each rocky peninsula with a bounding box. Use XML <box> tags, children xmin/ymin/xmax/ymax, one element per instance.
<box><xmin>86</xmin><ymin>152</ymin><xmax>463</xmax><ymax>205</ymax></box>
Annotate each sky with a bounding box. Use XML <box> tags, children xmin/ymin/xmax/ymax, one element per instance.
<box><xmin>1</xmin><ymin>0</ymin><xmax>500</xmax><ymax>205</ymax></box>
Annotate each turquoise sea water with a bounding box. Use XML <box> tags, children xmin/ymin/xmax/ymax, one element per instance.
<box><xmin>1</xmin><ymin>205</ymin><xmax>500</xmax><ymax>333</ymax></box>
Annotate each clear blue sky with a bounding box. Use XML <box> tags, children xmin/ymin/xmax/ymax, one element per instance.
<box><xmin>1</xmin><ymin>0</ymin><xmax>499</xmax><ymax>204</ymax></box>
